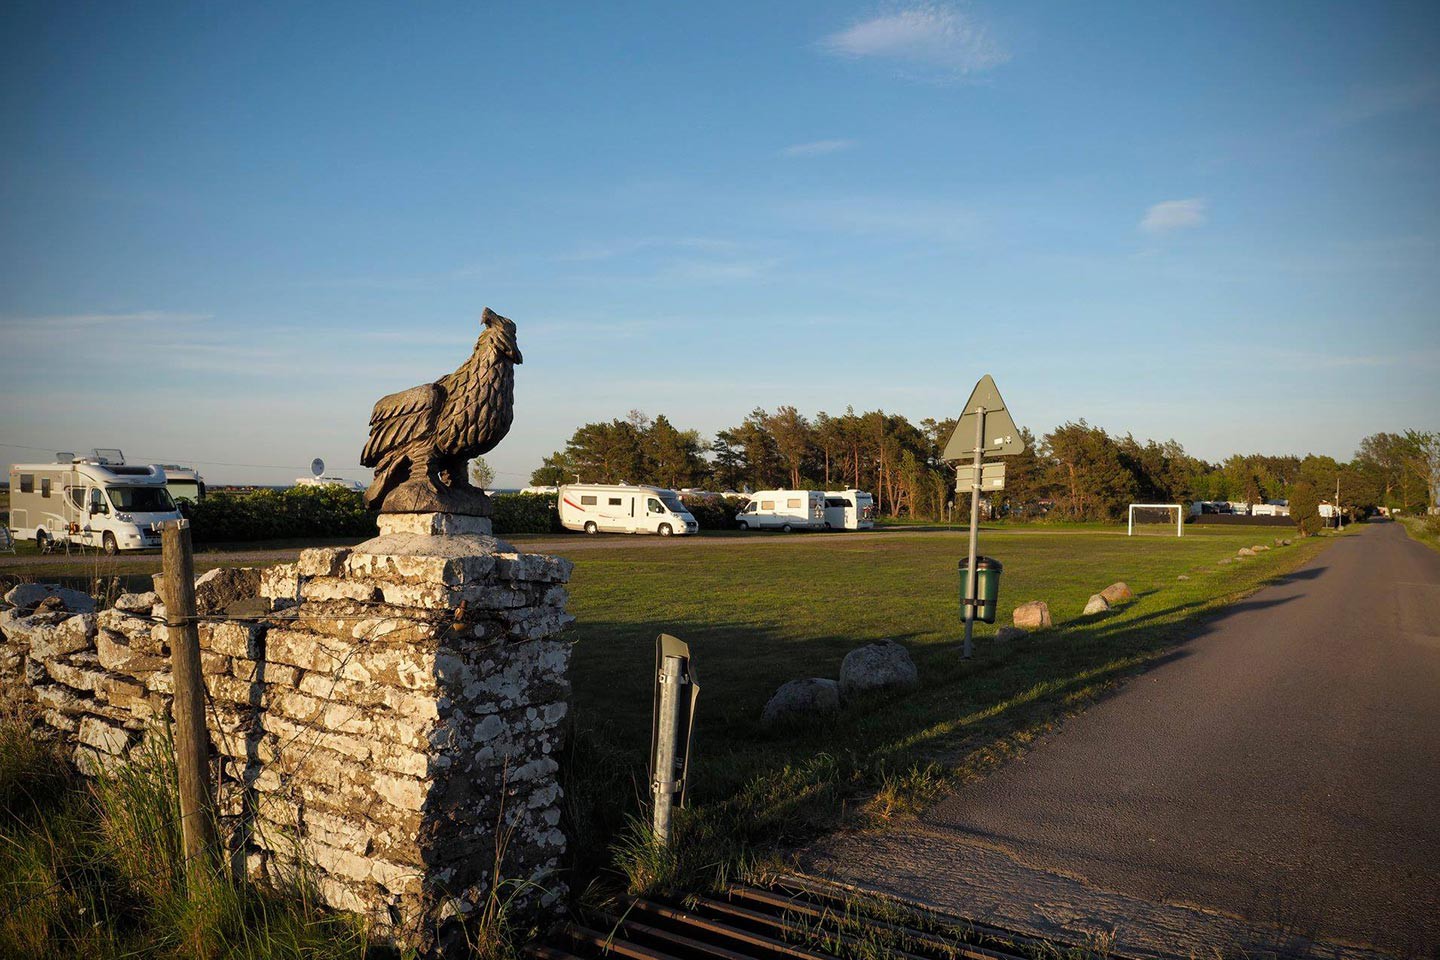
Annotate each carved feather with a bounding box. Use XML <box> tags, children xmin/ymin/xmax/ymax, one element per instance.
<box><xmin>360</xmin><ymin>383</ymin><xmax>442</xmax><ymax>466</ymax></box>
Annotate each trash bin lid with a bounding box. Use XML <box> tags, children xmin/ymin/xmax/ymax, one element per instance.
<box><xmin>958</xmin><ymin>556</ymin><xmax>1002</xmax><ymax>572</ymax></box>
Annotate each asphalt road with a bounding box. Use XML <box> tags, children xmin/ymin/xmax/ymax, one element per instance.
<box><xmin>802</xmin><ymin>522</ymin><xmax>1440</xmax><ymax>959</ymax></box>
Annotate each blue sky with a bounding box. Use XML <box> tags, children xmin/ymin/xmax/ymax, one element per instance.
<box><xmin>2</xmin><ymin>2</ymin><xmax>1437</xmax><ymax>486</ymax></box>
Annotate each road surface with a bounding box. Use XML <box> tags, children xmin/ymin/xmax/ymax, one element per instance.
<box><xmin>802</xmin><ymin>522</ymin><xmax>1440</xmax><ymax>959</ymax></box>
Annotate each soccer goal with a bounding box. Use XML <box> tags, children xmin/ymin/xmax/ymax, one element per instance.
<box><xmin>1128</xmin><ymin>503</ymin><xmax>1185</xmax><ymax>537</ymax></box>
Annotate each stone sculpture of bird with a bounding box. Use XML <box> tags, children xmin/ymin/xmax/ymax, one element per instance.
<box><xmin>360</xmin><ymin>308</ymin><xmax>523</xmax><ymax>514</ymax></box>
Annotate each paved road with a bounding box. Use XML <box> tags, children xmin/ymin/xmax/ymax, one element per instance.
<box><xmin>802</xmin><ymin>522</ymin><xmax>1440</xmax><ymax>959</ymax></box>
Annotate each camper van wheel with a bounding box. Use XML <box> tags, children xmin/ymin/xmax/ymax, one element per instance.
<box><xmin>737</xmin><ymin>521</ymin><xmax>748</xmax><ymax>531</ymax></box>
<box><xmin>35</xmin><ymin>530</ymin><xmax>49</xmax><ymax>552</ymax></box>
<box><xmin>584</xmin><ymin>521</ymin><xmax>598</xmax><ymax>535</ymax></box>
<box><xmin>781</xmin><ymin>523</ymin><xmax>793</xmax><ymax>533</ymax></box>
<box><xmin>102</xmin><ymin>532</ymin><xmax>119</xmax><ymax>556</ymax></box>
<box><xmin>658</xmin><ymin>523</ymin><xmax>672</xmax><ymax>537</ymax></box>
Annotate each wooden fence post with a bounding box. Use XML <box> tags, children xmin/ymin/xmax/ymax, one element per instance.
<box><xmin>159</xmin><ymin>519</ymin><xmax>219</xmax><ymax>887</ymax></box>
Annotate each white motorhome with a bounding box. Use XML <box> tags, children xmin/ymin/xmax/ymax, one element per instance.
<box><xmin>558</xmin><ymin>484</ymin><xmax>698</xmax><ymax>536</ymax></box>
<box><xmin>823</xmin><ymin>489</ymin><xmax>875</xmax><ymax>530</ymax></box>
<box><xmin>158</xmin><ymin>464</ymin><xmax>206</xmax><ymax>504</ymax></box>
<box><xmin>735</xmin><ymin>490</ymin><xmax>826</xmax><ymax>531</ymax></box>
<box><xmin>8</xmin><ymin>452</ymin><xmax>182</xmax><ymax>554</ymax></box>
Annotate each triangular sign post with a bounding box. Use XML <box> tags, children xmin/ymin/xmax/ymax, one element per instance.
<box><xmin>946</xmin><ymin>375</ymin><xmax>1025</xmax><ymax>660</ymax></box>
<box><xmin>942</xmin><ymin>375</ymin><xmax>1023</xmax><ymax>461</ymax></box>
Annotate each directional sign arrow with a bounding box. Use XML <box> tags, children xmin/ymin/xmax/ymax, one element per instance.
<box><xmin>942</xmin><ymin>374</ymin><xmax>1024</xmax><ymax>461</ymax></box>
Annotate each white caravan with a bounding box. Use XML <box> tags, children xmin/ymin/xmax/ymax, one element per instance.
<box><xmin>158</xmin><ymin>464</ymin><xmax>206</xmax><ymax>503</ymax></box>
<box><xmin>735</xmin><ymin>490</ymin><xmax>826</xmax><ymax>531</ymax></box>
<box><xmin>558</xmin><ymin>484</ymin><xmax>698</xmax><ymax>536</ymax></box>
<box><xmin>9</xmin><ymin>453</ymin><xmax>182</xmax><ymax>554</ymax></box>
<box><xmin>823</xmin><ymin>489</ymin><xmax>875</xmax><ymax>530</ymax></box>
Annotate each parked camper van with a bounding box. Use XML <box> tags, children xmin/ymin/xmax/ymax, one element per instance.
<box><xmin>558</xmin><ymin>484</ymin><xmax>698</xmax><ymax>536</ymax></box>
<box><xmin>735</xmin><ymin>490</ymin><xmax>826</xmax><ymax>531</ymax></box>
<box><xmin>823</xmin><ymin>489</ymin><xmax>875</xmax><ymax>530</ymax></box>
<box><xmin>8</xmin><ymin>451</ymin><xmax>183</xmax><ymax>554</ymax></box>
<box><xmin>158</xmin><ymin>464</ymin><xmax>206</xmax><ymax>504</ymax></box>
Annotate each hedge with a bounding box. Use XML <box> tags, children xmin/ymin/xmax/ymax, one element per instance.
<box><xmin>681</xmin><ymin>496</ymin><xmax>746</xmax><ymax>531</ymax></box>
<box><xmin>185</xmin><ymin>487</ymin><xmax>563</xmax><ymax>542</ymax></box>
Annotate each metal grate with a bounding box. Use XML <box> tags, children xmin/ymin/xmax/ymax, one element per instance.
<box><xmin>531</xmin><ymin>877</ymin><xmax>1113</xmax><ymax>960</ymax></box>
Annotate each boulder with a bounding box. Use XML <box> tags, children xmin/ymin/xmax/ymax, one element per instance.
<box><xmin>95</xmin><ymin>628</ymin><xmax>167</xmax><ymax>675</ymax></box>
<box><xmin>1012</xmin><ymin>601</ymin><xmax>1052</xmax><ymax>630</ymax></box>
<box><xmin>3</xmin><ymin>583</ymin><xmax>96</xmax><ymax>615</ymax></box>
<box><xmin>839</xmin><ymin>640</ymin><xmax>918</xmax><ymax>700</ymax></box>
<box><xmin>995</xmin><ymin>626</ymin><xmax>1028</xmax><ymax>642</ymax></box>
<box><xmin>1099</xmin><ymin>582</ymin><xmax>1134</xmax><ymax>605</ymax></box>
<box><xmin>192</xmin><ymin>568</ymin><xmax>263</xmax><ymax>616</ymax></box>
<box><xmin>1253</xmin><ymin>544</ymin><xmax>1269</xmax><ymax>552</ymax></box>
<box><xmin>1273</xmin><ymin>538</ymin><xmax>1286</xmax><ymax>547</ymax></box>
<box><xmin>761</xmin><ymin>678</ymin><xmax>841</xmax><ymax>726</ymax></box>
<box><xmin>31</xmin><ymin>614</ymin><xmax>96</xmax><ymax>661</ymax></box>
<box><xmin>1083</xmin><ymin>594</ymin><xmax>1111</xmax><ymax>616</ymax></box>
<box><xmin>1177</xmin><ymin>574</ymin><xmax>1190</xmax><ymax>581</ymax></box>
<box><xmin>1237</xmin><ymin>547</ymin><xmax>1256</xmax><ymax>557</ymax></box>
<box><xmin>1282</xmin><ymin>538</ymin><xmax>1293</xmax><ymax>546</ymax></box>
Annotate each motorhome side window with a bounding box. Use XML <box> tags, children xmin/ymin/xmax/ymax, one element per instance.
<box><xmin>70</xmin><ymin>488</ymin><xmax>86</xmax><ymax>510</ymax></box>
<box><xmin>826</xmin><ymin>498</ymin><xmax>845</xmax><ymax>508</ymax></box>
<box><xmin>608</xmin><ymin>497</ymin><xmax>622</xmax><ymax>506</ymax></box>
<box><xmin>787</xmin><ymin>498</ymin><xmax>801</xmax><ymax>509</ymax></box>
<box><xmin>581</xmin><ymin>495</ymin><xmax>597</xmax><ymax>506</ymax></box>
<box><xmin>90</xmin><ymin>489</ymin><xmax>106</xmax><ymax>514</ymax></box>
<box><xmin>19</xmin><ymin>475</ymin><xmax>34</xmax><ymax>494</ymax></box>
<box><xmin>761</xmin><ymin>500</ymin><xmax>775</xmax><ymax>510</ymax></box>
<box><xmin>40</xmin><ymin>478</ymin><xmax>51</xmax><ymax>498</ymax></box>
<box><xmin>647</xmin><ymin>498</ymin><xmax>663</xmax><ymax>514</ymax></box>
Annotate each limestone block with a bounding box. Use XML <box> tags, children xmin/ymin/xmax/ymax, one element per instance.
<box><xmin>113</xmin><ymin>591</ymin><xmax>159</xmax><ymax>614</ymax></box>
<box><xmin>1238</xmin><ymin>547</ymin><xmax>1256</xmax><ymax>557</ymax></box>
<box><xmin>193</xmin><ymin>567</ymin><xmax>263</xmax><ymax>616</ymax></box>
<box><xmin>78</xmin><ymin>716</ymin><xmax>133</xmax><ymax>756</ymax></box>
<box><xmin>494</xmin><ymin>553</ymin><xmax>574</xmax><ymax>584</ymax></box>
<box><xmin>300</xmin><ymin>578</ymin><xmax>383</xmax><ymax>603</ymax></box>
<box><xmin>33</xmin><ymin>683</ymin><xmax>86</xmax><ymax>715</ymax></box>
<box><xmin>1083</xmin><ymin>594</ymin><xmax>1111</xmax><ymax>615</ymax></box>
<box><xmin>4</xmin><ymin>583</ymin><xmax>96</xmax><ymax>614</ymax></box>
<box><xmin>198</xmin><ymin>621</ymin><xmax>265</xmax><ymax>660</ymax></box>
<box><xmin>259</xmin><ymin>563</ymin><xmax>301</xmax><ymax>601</ymax></box>
<box><xmin>378</xmin><ymin>512</ymin><xmax>492</xmax><ymax>537</ymax></box>
<box><xmin>296</xmin><ymin>548</ymin><xmax>352</xmax><ymax>578</ymax></box>
<box><xmin>45</xmin><ymin>655</ymin><xmax>109</xmax><ymax>693</ymax></box>
<box><xmin>30</xmin><ymin>614</ymin><xmax>96</xmax><ymax>661</ymax></box>
<box><xmin>345</xmin><ymin>551</ymin><xmax>497</xmax><ymax>587</ymax></box>
<box><xmin>1012</xmin><ymin>601</ymin><xmax>1052</xmax><ymax>630</ymax></box>
<box><xmin>95</xmin><ymin>628</ymin><xmax>167</xmax><ymax>674</ymax></box>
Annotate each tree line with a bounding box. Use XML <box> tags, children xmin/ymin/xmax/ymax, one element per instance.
<box><xmin>529</xmin><ymin>409</ymin><xmax>1440</xmax><ymax>522</ymax></box>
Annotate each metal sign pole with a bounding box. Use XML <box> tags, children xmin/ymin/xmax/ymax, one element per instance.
<box><xmin>652</xmin><ymin>654</ymin><xmax>683</xmax><ymax>845</ymax></box>
<box><xmin>962</xmin><ymin>407</ymin><xmax>985</xmax><ymax>660</ymax></box>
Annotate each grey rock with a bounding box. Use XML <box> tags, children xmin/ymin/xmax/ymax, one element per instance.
<box><xmin>3</xmin><ymin>583</ymin><xmax>96</xmax><ymax>615</ymax></box>
<box><xmin>1177</xmin><ymin>574</ymin><xmax>1191</xmax><ymax>581</ymax></box>
<box><xmin>1099</xmin><ymin>582</ymin><xmax>1134</xmax><ymax>605</ymax></box>
<box><xmin>761</xmin><ymin>677</ymin><xmax>841</xmax><ymax>726</ymax></box>
<box><xmin>838</xmin><ymin>640</ymin><xmax>918</xmax><ymax>700</ymax></box>
<box><xmin>1012</xmin><ymin>600</ymin><xmax>1053</xmax><ymax>630</ymax></box>
<box><xmin>1083</xmin><ymin>594</ymin><xmax>1111</xmax><ymax>616</ymax></box>
<box><xmin>192</xmin><ymin>567</ymin><xmax>262</xmax><ymax>616</ymax></box>
<box><xmin>1238</xmin><ymin>547</ymin><xmax>1256</xmax><ymax>557</ymax></box>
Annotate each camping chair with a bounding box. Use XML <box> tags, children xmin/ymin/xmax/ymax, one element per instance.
<box><xmin>0</xmin><ymin>524</ymin><xmax>14</xmax><ymax>554</ymax></box>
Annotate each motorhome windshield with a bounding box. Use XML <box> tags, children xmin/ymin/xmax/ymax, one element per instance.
<box><xmin>108</xmin><ymin>487</ymin><xmax>175</xmax><ymax>513</ymax></box>
<box><xmin>660</xmin><ymin>494</ymin><xmax>686</xmax><ymax>513</ymax></box>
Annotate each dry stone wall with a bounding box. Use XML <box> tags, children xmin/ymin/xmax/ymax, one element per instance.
<box><xmin>0</xmin><ymin>514</ymin><xmax>574</xmax><ymax>956</ymax></box>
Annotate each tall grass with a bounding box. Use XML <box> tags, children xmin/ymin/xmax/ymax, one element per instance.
<box><xmin>0</xmin><ymin>712</ymin><xmax>374</xmax><ymax>959</ymax></box>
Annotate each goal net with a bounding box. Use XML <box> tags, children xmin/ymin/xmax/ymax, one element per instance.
<box><xmin>1128</xmin><ymin>503</ymin><xmax>1184</xmax><ymax>537</ymax></box>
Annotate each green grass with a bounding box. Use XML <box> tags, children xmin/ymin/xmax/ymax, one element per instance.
<box><xmin>1399</xmin><ymin>514</ymin><xmax>1440</xmax><ymax>553</ymax></box>
<box><xmin>554</xmin><ymin>524</ymin><xmax>1334</xmax><ymax>894</ymax></box>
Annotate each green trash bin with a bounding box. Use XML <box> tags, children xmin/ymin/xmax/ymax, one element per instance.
<box><xmin>958</xmin><ymin>556</ymin><xmax>1003</xmax><ymax>624</ymax></box>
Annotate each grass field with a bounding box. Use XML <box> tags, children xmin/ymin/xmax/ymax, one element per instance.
<box><xmin>1400</xmin><ymin>515</ymin><xmax>1440</xmax><ymax>553</ymax></box>
<box><xmin>555</xmin><ymin>524</ymin><xmax>1338</xmax><ymax>892</ymax></box>
<box><xmin>0</xmin><ymin>520</ymin><xmax>1340</xmax><ymax>951</ymax></box>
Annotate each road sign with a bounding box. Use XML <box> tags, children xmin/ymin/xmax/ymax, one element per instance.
<box><xmin>942</xmin><ymin>375</ymin><xmax>1023</xmax><ymax>461</ymax></box>
<box><xmin>956</xmin><ymin>461</ymin><xmax>1006</xmax><ymax>492</ymax></box>
<box><xmin>310</xmin><ymin>457</ymin><xmax>325</xmax><ymax>477</ymax></box>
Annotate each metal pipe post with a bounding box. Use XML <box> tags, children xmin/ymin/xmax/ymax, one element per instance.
<box><xmin>962</xmin><ymin>407</ymin><xmax>985</xmax><ymax>660</ymax></box>
<box><xmin>652</xmin><ymin>654</ymin><xmax>683</xmax><ymax>845</ymax></box>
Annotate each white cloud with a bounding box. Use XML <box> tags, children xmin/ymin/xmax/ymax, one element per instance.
<box><xmin>820</xmin><ymin>4</ymin><xmax>1009</xmax><ymax>77</ymax></box>
<box><xmin>1140</xmin><ymin>198</ymin><xmax>1207</xmax><ymax>234</ymax></box>
<box><xmin>780</xmin><ymin>139</ymin><xmax>858</xmax><ymax>158</ymax></box>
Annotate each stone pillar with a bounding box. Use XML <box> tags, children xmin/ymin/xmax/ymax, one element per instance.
<box><xmin>236</xmin><ymin>512</ymin><xmax>574</xmax><ymax>954</ymax></box>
